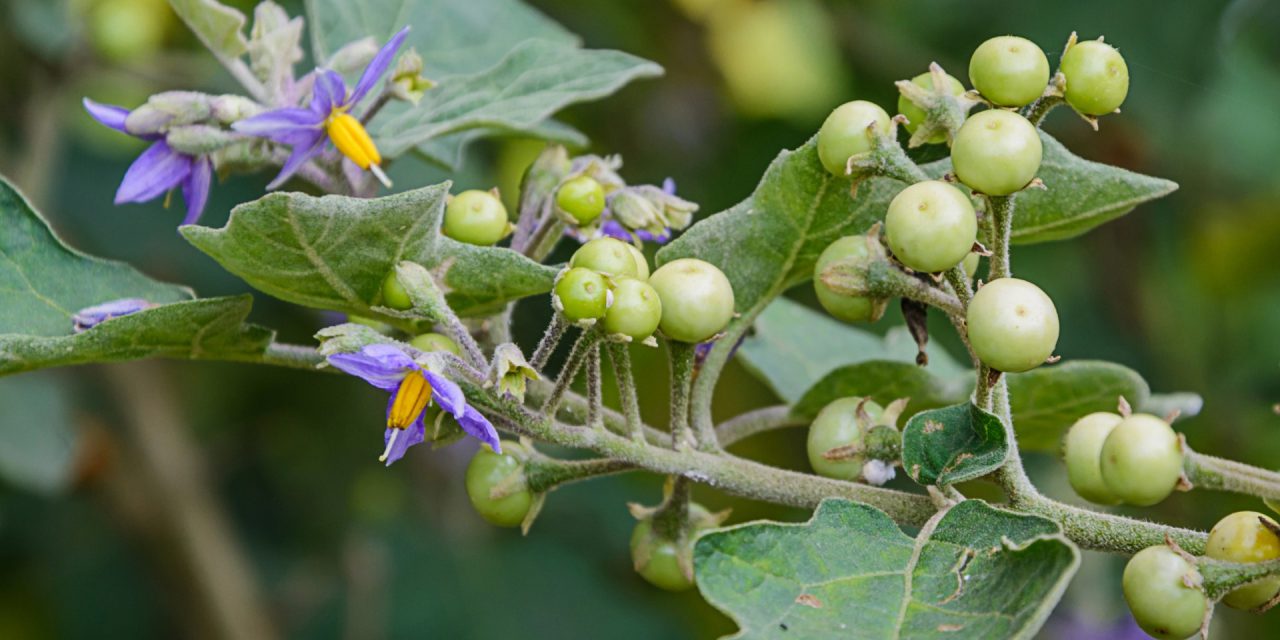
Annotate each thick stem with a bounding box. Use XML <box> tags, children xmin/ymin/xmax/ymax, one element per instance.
<box><xmin>986</xmin><ymin>195</ymin><xmax>1015</xmax><ymax>280</ymax></box>
<box><xmin>944</xmin><ymin>265</ymin><xmax>973</xmax><ymax>306</ymax></box>
<box><xmin>1184</xmin><ymin>450</ymin><xmax>1280</xmax><ymax>502</ymax></box>
<box><xmin>1018</xmin><ymin>494</ymin><xmax>1207</xmax><ymax>554</ymax></box>
<box><xmin>866</xmin><ymin>262</ymin><xmax>965</xmax><ymax>316</ymax></box>
<box><xmin>606</xmin><ymin>342</ymin><xmax>646</xmax><ymax>441</ymax></box>
<box><xmin>652</xmin><ymin>476</ymin><xmax>693</xmax><ymax>539</ymax></box>
<box><xmin>1200</xmin><ymin>557</ymin><xmax>1280</xmax><ymax>600</ymax></box>
<box><xmin>531</xmin><ymin>315</ymin><xmax>569</xmax><ymax>371</ymax></box>
<box><xmin>524</xmin><ymin>457</ymin><xmax>634</xmax><ymax>493</ymax></box>
<box><xmin>717</xmin><ymin>406</ymin><xmax>806</xmax><ymax>447</ymax></box>
<box><xmin>541</xmin><ymin>330</ymin><xmax>599</xmax><ymax>419</ymax></box>
<box><xmin>668</xmin><ymin>342</ymin><xmax>697</xmax><ymax>450</ymax></box>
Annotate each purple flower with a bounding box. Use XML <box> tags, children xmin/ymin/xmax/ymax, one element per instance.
<box><xmin>233</xmin><ymin>27</ymin><xmax>409</xmax><ymax>190</ymax></box>
<box><xmin>73</xmin><ymin>298</ymin><xmax>153</xmax><ymax>332</ymax></box>
<box><xmin>327</xmin><ymin>343</ymin><xmax>500</xmax><ymax>466</ymax></box>
<box><xmin>83</xmin><ymin>99</ymin><xmax>214</xmax><ymax>225</ymax></box>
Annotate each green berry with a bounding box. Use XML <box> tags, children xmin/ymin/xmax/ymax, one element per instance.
<box><xmin>1206</xmin><ymin>511</ymin><xmax>1280</xmax><ymax>610</ymax></box>
<box><xmin>961</xmin><ymin>252</ymin><xmax>981</xmax><ymax>280</ymax></box>
<box><xmin>602</xmin><ymin>278</ymin><xmax>663</xmax><ymax>341</ymax></box>
<box><xmin>806</xmin><ymin>397</ymin><xmax>884</xmax><ymax>481</ymax></box>
<box><xmin>817</xmin><ymin>100</ymin><xmax>891</xmax><ymax>176</ymax></box>
<box><xmin>951</xmin><ymin>109</ymin><xmax>1042</xmax><ymax>195</ymax></box>
<box><xmin>885</xmin><ymin>180</ymin><xmax>977</xmax><ymax>273</ymax></box>
<box><xmin>464</xmin><ymin>442</ymin><xmax>533</xmax><ymax>528</ymax></box>
<box><xmin>1122</xmin><ymin>546</ymin><xmax>1208</xmax><ymax>640</ymax></box>
<box><xmin>898</xmin><ymin>71</ymin><xmax>965</xmax><ymax>145</ymax></box>
<box><xmin>648</xmin><ymin>259</ymin><xmax>735</xmax><ymax>343</ymax></box>
<box><xmin>570</xmin><ymin>237</ymin><xmax>642</xmax><ymax>278</ymax></box>
<box><xmin>626</xmin><ymin>243</ymin><xmax>651</xmax><ymax>280</ymax></box>
<box><xmin>556</xmin><ymin>176</ymin><xmax>607</xmax><ymax>225</ymax></box>
<box><xmin>1062</xmin><ymin>412</ymin><xmax>1123</xmax><ymax>505</ymax></box>
<box><xmin>443</xmin><ymin>190</ymin><xmax>510</xmax><ymax>246</ymax></box>
<box><xmin>347</xmin><ymin>314</ymin><xmax>391</xmax><ymax>333</ymax></box>
<box><xmin>1060</xmin><ymin>40</ymin><xmax>1129</xmax><ymax>116</ymax></box>
<box><xmin>966</xmin><ymin>278</ymin><xmax>1059</xmax><ymax>373</ymax></box>
<box><xmin>554</xmin><ymin>267</ymin><xmax>610</xmax><ymax>322</ymax></box>
<box><xmin>630</xmin><ymin>504</ymin><xmax>713</xmax><ymax>592</ymax></box>
<box><xmin>1099</xmin><ymin>413</ymin><xmax>1183</xmax><ymax>507</ymax></box>
<box><xmin>968</xmin><ymin>35</ymin><xmax>1050</xmax><ymax>107</ymax></box>
<box><xmin>813</xmin><ymin>236</ymin><xmax>883</xmax><ymax>323</ymax></box>
<box><xmin>408</xmin><ymin>332</ymin><xmax>461</xmax><ymax>356</ymax></box>
<box><xmin>381</xmin><ymin>271</ymin><xmax>413</xmax><ymax>310</ymax></box>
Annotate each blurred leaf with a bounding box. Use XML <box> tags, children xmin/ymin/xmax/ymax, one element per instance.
<box><xmin>737</xmin><ymin>297</ymin><xmax>969</xmax><ymax>407</ymax></box>
<box><xmin>305</xmin><ymin>0</ymin><xmax>574</xmax><ymax>77</ymax></box>
<box><xmin>695</xmin><ymin>499</ymin><xmax>1078</xmax><ymax>639</ymax></box>
<box><xmin>1007</xmin><ymin>361</ymin><xmax>1150</xmax><ymax>452</ymax></box>
<box><xmin>415</xmin><ymin>119</ymin><xmax>588</xmax><ymax>170</ymax></box>
<box><xmin>0</xmin><ymin>372</ymin><xmax>76</xmax><ymax>494</ymax></box>
<box><xmin>183</xmin><ymin>184</ymin><xmax>558</xmax><ymax>317</ymax></box>
<box><xmin>166</xmin><ymin>0</ymin><xmax>248</xmax><ymax>59</ymax></box>
<box><xmin>1140</xmin><ymin>392</ymin><xmax>1204</xmax><ymax>423</ymax></box>
<box><xmin>902</xmin><ymin>403</ymin><xmax>1006</xmax><ymax>486</ymax></box>
<box><xmin>0</xmin><ymin>296</ymin><xmax>272</xmax><ymax>376</ymax></box>
<box><xmin>0</xmin><ymin>176</ymin><xmax>190</xmax><ymax>337</ymax></box>
<box><xmin>373</xmin><ymin>40</ymin><xmax>662</xmax><ymax>159</ymax></box>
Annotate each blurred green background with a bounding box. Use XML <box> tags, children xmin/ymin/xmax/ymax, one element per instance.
<box><xmin>1</xmin><ymin>0</ymin><xmax>1279</xmax><ymax>638</ymax></box>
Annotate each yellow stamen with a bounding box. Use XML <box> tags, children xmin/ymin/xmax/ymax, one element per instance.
<box><xmin>387</xmin><ymin>370</ymin><xmax>432</xmax><ymax>430</ymax></box>
<box><xmin>326</xmin><ymin>112</ymin><xmax>387</xmax><ymax>179</ymax></box>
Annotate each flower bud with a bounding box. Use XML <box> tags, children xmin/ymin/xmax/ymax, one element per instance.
<box><xmin>210</xmin><ymin>95</ymin><xmax>261</xmax><ymax>123</ymax></box>
<box><xmin>390</xmin><ymin>48</ymin><xmax>435</xmax><ymax>105</ymax></box>
<box><xmin>488</xmin><ymin>343</ymin><xmax>540</xmax><ymax>402</ymax></box>
<box><xmin>166</xmin><ymin>125</ymin><xmax>241</xmax><ymax>155</ymax></box>
<box><xmin>325</xmin><ymin>37</ymin><xmax>379</xmax><ymax>75</ymax></box>
<box><xmin>126</xmin><ymin>91</ymin><xmax>214</xmax><ymax>135</ymax></box>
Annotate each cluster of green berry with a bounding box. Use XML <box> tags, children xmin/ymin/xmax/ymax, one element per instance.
<box><xmin>1123</xmin><ymin>511</ymin><xmax>1280</xmax><ymax>639</ymax></box>
<box><xmin>555</xmin><ymin>238</ymin><xmax>735</xmax><ymax>345</ymax></box>
<box><xmin>1063</xmin><ymin>408</ymin><xmax>1184</xmax><ymax>507</ymax></box>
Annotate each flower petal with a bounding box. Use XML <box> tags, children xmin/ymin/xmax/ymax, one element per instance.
<box><xmin>424</xmin><ymin>370</ymin><xmax>466</xmax><ymax>416</ymax></box>
<box><xmin>381</xmin><ymin>420</ymin><xmax>426</xmax><ymax>466</ymax></box>
<box><xmin>115</xmin><ymin>141</ymin><xmax>194</xmax><ymax>205</ymax></box>
<box><xmin>73</xmin><ymin>298</ymin><xmax>151</xmax><ymax>332</ymax></box>
<box><xmin>662</xmin><ymin>177</ymin><xmax>677</xmax><ymax>195</ymax></box>
<box><xmin>265</xmin><ymin>130</ymin><xmax>327</xmax><ymax>190</ymax></box>
<box><xmin>83</xmin><ymin>98</ymin><xmax>131</xmax><ymax>133</ymax></box>
<box><xmin>349</xmin><ymin>26</ymin><xmax>410</xmax><ymax>106</ymax></box>
<box><xmin>327</xmin><ymin>343</ymin><xmax>416</xmax><ymax>391</ymax></box>
<box><xmin>457</xmin><ymin>406</ymin><xmax>501</xmax><ymax>453</ymax></box>
<box><xmin>231</xmin><ymin>108</ymin><xmax>324</xmax><ymax>143</ymax></box>
<box><xmin>181</xmin><ymin>156</ymin><xmax>213</xmax><ymax>226</ymax></box>
<box><xmin>312</xmin><ymin>69</ymin><xmax>347</xmax><ymax>112</ymax></box>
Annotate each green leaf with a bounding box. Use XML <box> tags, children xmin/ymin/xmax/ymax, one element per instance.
<box><xmin>305</xmin><ymin>0</ymin><xmax>574</xmax><ymax>77</ymax></box>
<box><xmin>1006</xmin><ymin>361</ymin><xmax>1150</xmax><ymax>452</ymax></box>
<box><xmin>372</xmin><ymin>39</ymin><xmax>663</xmax><ymax>159</ymax></box>
<box><xmin>695</xmin><ymin>499</ymin><xmax>1079</xmax><ymax>639</ymax></box>
<box><xmin>1140</xmin><ymin>392</ymin><xmax>1204</xmax><ymax>423</ymax></box>
<box><xmin>0</xmin><ymin>296</ymin><xmax>273</xmax><ymax>376</ymax></box>
<box><xmin>0</xmin><ymin>177</ymin><xmax>190</xmax><ymax>336</ymax></box>
<box><xmin>902</xmin><ymin>403</ymin><xmax>1007</xmax><ymax>486</ymax></box>
<box><xmin>182</xmin><ymin>183</ymin><xmax>558</xmax><ymax>318</ymax></box>
<box><xmin>167</xmin><ymin>0</ymin><xmax>249</xmax><ymax>59</ymax></box>
<box><xmin>736</xmin><ymin>297</ymin><xmax>969</xmax><ymax>406</ymax></box>
<box><xmin>415</xmin><ymin>120</ymin><xmax>587</xmax><ymax>170</ymax></box>
<box><xmin>0</xmin><ymin>372</ymin><xmax>76</xmax><ymax>494</ymax></box>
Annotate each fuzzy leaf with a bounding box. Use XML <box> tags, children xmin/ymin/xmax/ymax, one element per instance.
<box><xmin>167</xmin><ymin>0</ymin><xmax>249</xmax><ymax>59</ymax></box>
<box><xmin>1006</xmin><ymin>361</ymin><xmax>1150</xmax><ymax>452</ymax></box>
<box><xmin>182</xmin><ymin>183</ymin><xmax>558</xmax><ymax>317</ymax></box>
<box><xmin>902</xmin><ymin>403</ymin><xmax>1007</xmax><ymax>486</ymax></box>
<box><xmin>0</xmin><ymin>296</ymin><xmax>272</xmax><ymax>376</ymax></box>
<box><xmin>695</xmin><ymin>499</ymin><xmax>1079</xmax><ymax>639</ymax></box>
<box><xmin>737</xmin><ymin>297</ymin><xmax>969</xmax><ymax>407</ymax></box>
<box><xmin>372</xmin><ymin>39</ymin><xmax>662</xmax><ymax>158</ymax></box>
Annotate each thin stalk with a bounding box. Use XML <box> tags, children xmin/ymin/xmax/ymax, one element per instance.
<box><xmin>586</xmin><ymin>344</ymin><xmax>603</xmax><ymax>430</ymax></box>
<box><xmin>607</xmin><ymin>342</ymin><xmax>645</xmax><ymax>441</ymax></box>
<box><xmin>668</xmin><ymin>342</ymin><xmax>697</xmax><ymax>450</ymax></box>
<box><xmin>541</xmin><ymin>330</ymin><xmax>599</xmax><ymax>419</ymax></box>
<box><xmin>987</xmin><ymin>195</ymin><xmax>1015</xmax><ymax>279</ymax></box>
<box><xmin>1184</xmin><ymin>450</ymin><xmax>1280</xmax><ymax>502</ymax></box>
<box><xmin>717</xmin><ymin>406</ymin><xmax>806</xmax><ymax>447</ymax></box>
<box><xmin>531</xmin><ymin>316</ymin><xmax>568</xmax><ymax>371</ymax></box>
<box><xmin>1024</xmin><ymin>94</ymin><xmax>1064</xmax><ymax>127</ymax></box>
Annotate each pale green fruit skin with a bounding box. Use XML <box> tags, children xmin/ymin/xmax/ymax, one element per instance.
<box><xmin>603</xmin><ymin>278</ymin><xmax>663</xmax><ymax>341</ymax></box>
<box><xmin>897</xmin><ymin>71</ymin><xmax>965</xmax><ymax>144</ymax></box>
<box><xmin>571</xmin><ymin>237</ymin><xmax>642</xmax><ymax>278</ymax></box>
<box><xmin>556</xmin><ymin>176</ymin><xmax>606</xmax><ymax>224</ymax></box>
<box><xmin>951</xmin><ymin>109</ymin><xmax>1043</xmax><ymax>196</ymax></box>
<box><xmin>1099</xmin><ymin>413</ymin><xmax>1183</xmax><ymax>507</ymax></box>
<box><xmin>961</xmin><ymin>252</ymin><xmax>981</xmax><ymax>280</ymax></box>
<box><xmin>554</xmin><ymin>268</ymin><xmax>610</xmax><ymax>321</ymax></box>
<box><xmin>814</xmin><ymin>236</ymin><xmax>877</xmax><ymax>323</ymax></box>
<box><xmin>648</xmin><ymin>259</ymin><xmax>735</xmax><ymax>343</ymax></box>
<box><xmin>629</xmin><ymin>503</ymin><xmax>713</xmax><ymax>592</ymax></box>
<box><xmin>885</xmin><ymin>180</ymin><xmax>978</xmax><ymax>273</ymax></box>
<box><xmin>1122</xmin><ymin>546</ymin><xmax>1207</xmax><ymax>640</ymax></box>
<box><xmin>817</xmin><ymin>101</ymin><xmax>891</xmax><ymax>176</ymax></box>
<box><xmin>443</xmin><ymin>190</ymin><xmax>510</xmax><ymax>246</ymax></box>
<box><xmin>381</xmin><ymin>272</ymin><xmax>413</xmax><ymax>310</ymax></box>
<box><xmin>409</xmin><ymin>332</ymin><xmax>461</xmax><ymax>356</ymax></box>
<box><xmin>626</xmin><ymin>243</ymin><xmax>651</xmax><ymax>280</ymax></box>
<box><xmin>1062</xmin><ymin>412</ymin><xmax>1123</xmax><ymax>505</ymax></box>
<box><xmin>968</xmin><ymin>35</ymin><xmax>1050</xmax><ymax>107</ymax></box>
<box><xmin>1206</xmin><ymin>511</ymin><xmax>1280</xmax><ymax>610</ymax></box>
<box><xmin>1060</xmin><ymin>40</ymin><xmax>1130</xmax><ymax>116</ymax></box>
<box><xmin>464</xmin><ymin>442</ymin><xmax>532</xmax><ymax>528</ymax></box>
<box><xmin>966</xmin><ymin>278</ymin><xmax>1059</xmax><ymax>373</ymax></box>
<box><xmin>806</xmin><ymin>398</ymin><xmax>884</xmax><ymax>480</ymax></box>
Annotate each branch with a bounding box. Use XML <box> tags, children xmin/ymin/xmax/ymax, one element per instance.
<box><xmin>1184</xmin><ymin>449</ymin><xmax>1280</xmax><ymax>502</ymax></box>
<box><xmin>717</xmin><ymin>405</ymin><xmax>806</xmax><ymax>446</ymax></box>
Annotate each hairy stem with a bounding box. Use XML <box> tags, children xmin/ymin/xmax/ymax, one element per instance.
<box><xmin>606</xmin><ymin>342</ymin><xmax>645</xmax><ymax>441</ymax></box>
<box><xmin>1023</xmin><ymin>94</ymin><xmax>1065</xmax><ymax>127</ymax></box>
<box><xmin>1184</xmin><ymin>450</ymin><xmax>1280</xmax><ymax>502</ymax></box>
<box><xmin>525</xmin><ymin>457</ymin><xmax>635</xmax><ymax>493</ymax></box>
<box><xmin>717</xmin><ymin>405</ymin><xmax>806</xmax><ymax>447</ymax></box>
<box><xmin>586</xmin><ymin>344</ymin><xmax>603</xmax><ymax>430</ymax></box>
<box><xmin>986</xmin><ymin>195</ymin><xmax>1015</xmax><ymax>279</ymax></box>
<box><xmin>668</xmin><ymin>342</ymin><xmax>698</xmax><ymax>450</ymax></box>
<box><xmin>531</xmin><ymin>315</ymin><xmax>569</xmax><ymax>371</ymax></box>
<box><xmin>541</xmin><ymin>330</ymin><xmax>598</xmax><ymax>419</ymax></box>
<box><xmin>1200</xmin><ymin>557</ymin><xmax>1280</xmax><ymax>600</ymax></box>
<box><xmin>868</xmin><ymin>263</ymin><xmax>966</xmax><ymax>317</ymax></box>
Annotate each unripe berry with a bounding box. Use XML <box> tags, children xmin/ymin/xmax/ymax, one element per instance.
<box><xmin>443</xmin><ymin>190</ymin><xmax>510</xmax><ymax>246</ymax></box>
<box><xmin>648</xmin><ymin>259</ymin><xmax>735</xmax><ymax>343</ymax></box>
<box><xmin>885</xmin><ymin>180</ymin><xmax>978</xmax><ymax>273</ymax></box>
<box><xmin>1099</xmin><ymin>413</ymin><xmax>1183</xmax><ymax>507</ymax></box>
<box><xmin>408</xmin><ymin>332</ymin><xmax>461</xmax><ymax>356</ymax></box>
<box><xmin>381</xmin><ymin>271</ymin><xmax>413</xmax><ymax>310</ymax></box>
<box><xmin>806</xmin><ymin>397</ymin><xmax>884</xmax><ymax>481</ymax></box>
<box><xmin>602</xmin><ymin>278</ymin><xmax>663</xmax><ymax>342</ymax></box>
<box><xmin>813</xmin><ymin>235</ymin><xmax>886</xmax><ymax>323</ymax></box>
<box><xmin>554</xmin><ymin>267</ymin><xmax>610</xmax><ymax>322</ymax></box>
<box><xmin>571</xmin><ymin>237</ymin><xmax>642</xmax><ymax>278</ymax></box>
<box><xmin>1122</xmin><ymin>546</ymin><xmax>1207</xmax><ymax>640</ymax></box>
<box><xmin>555</xmin><ymin>176</ymin><xmax>606</xmax><ymax>225</ymax></box>
<box><xmin>968</xmin><ymin>35</ymin><xmax>1050</xmax><ymax>107</ymax></box>
<box><xmin>966</xmin><ymin>278</ymin><xmax>1059</xmax><ymax>373</ymax></box>
<box><xmin>951</xmin><ymin>110</ymin><xmax>1042</xmax><ymax>196</ymax></box>
<box><xmin>1205</xmin><ymin>511</ymin><xmax>1280</xmax><ymax>610</ymax></box>
<box><xmin>816</xmin><ymin>101</ymin><xmax>891</xmax><ymax>177</ymax></box>
<box><xmin>464</xmin><ymin>442</ymin><xmax>533</xmax><ymax>528</ymax></box>
<box><xmin>897</xmin><ymin>71</ymin><xmax>965</xmax><ymax>145</ymax></box>
<box><xmin>1060</xmin><ymin>39</ymin><xmax>1129</xmax><ymax>116</ymax></box>
<box><xmin>1062</xmin><ymin>412</ymin><xmax>1123</xmax><ymax>505</ymax></box>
